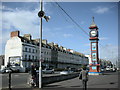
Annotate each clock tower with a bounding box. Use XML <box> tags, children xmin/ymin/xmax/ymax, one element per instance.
<box><xmin>88</xmin><ymin>17</ymin><xmax>101</xmax><ymax>75</ymax></box>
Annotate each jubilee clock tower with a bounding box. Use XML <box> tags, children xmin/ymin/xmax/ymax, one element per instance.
<box><xmin>89</xmin><ymin>17</ymin><xmax>101</xmax><ymax>75</ymax></box>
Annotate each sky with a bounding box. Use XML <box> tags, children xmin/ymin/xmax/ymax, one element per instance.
<box><xmin>0</xmin><ymin>1</ymin><xmax>119</xmax><ymax>64</ymax></box>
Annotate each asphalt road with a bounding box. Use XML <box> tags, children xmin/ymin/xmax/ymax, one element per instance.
<box><xmin>45</xmin><ymin>71</ymin><xmax>119</xmax><ymax>89</ymax></box>
<box><xmin>0</xmin><ymin>71</ymin><xmax>119</xmax><ymax>90</ymax></box>
<box><xmin>1</xmin><ymin>71</ymin><xmax>62</xmax><ymax>88</ymax></box>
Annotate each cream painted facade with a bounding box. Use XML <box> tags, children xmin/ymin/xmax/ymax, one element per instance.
<box><xmin>4</xmin><ymin>31</ymin><xmax>89</xmax><ymax>72</ymax></box>
<box><xmin>5</xmin><ymin>37</ymin><xmax>22</xmax><ymax>66</ymax></box>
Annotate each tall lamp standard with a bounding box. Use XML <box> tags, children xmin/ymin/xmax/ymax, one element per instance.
<box><xmin>38</xmin><ymin>0</ymin><xmax>50</xmax><ymax>88</ymax></box>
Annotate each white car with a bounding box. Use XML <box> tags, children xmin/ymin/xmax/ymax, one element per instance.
<box><xmin>101</xmin><ymin>68</ymin><xmax>105</xmax><ymax>72</ymax></box>
<box><xmin>42</xmin><ymin>68</ymin><xmax>54</xmax><ymax>74</ymax></box>
<box><xmin>5</xmin><ymin>69</ymin><xmax>12</xmax><ymax>73</ymax></box>
<box><xmin>60</xmin><ymin>70</ymin><xmax>73</xmax><ymax>75</ymax></box>
<box><xmin>111</xmin><ymin>68</ymin><xmax>116</xmax><ymax>72</ymax></box>
<box><xmin>4</xmin><ymin>68</ymin><xmax>12</xmax><ymax>73</ymax></box>
<box><xmin>106</xmin><ymin>66</ymin><xmax>111</xmax><ymax>71</ymax></box>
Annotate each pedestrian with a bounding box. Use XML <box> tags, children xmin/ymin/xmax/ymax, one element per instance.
<box><xmin>28</xmin><ymin>63</ymin><xmax>37</xmax><ymax>87</ymax></box>
<box><xmin>79</xmin><ymin>67</ymin><xmax>88</xmax><ymax>90</ymax></box>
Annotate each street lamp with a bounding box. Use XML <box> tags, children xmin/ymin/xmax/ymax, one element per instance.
<box><xmin>38</xmin><ymin>0</ymin><xmax>50</xmax><ymax>88</ymax></box>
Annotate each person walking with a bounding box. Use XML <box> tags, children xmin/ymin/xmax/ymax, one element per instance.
<box><xmin>28</xmin><ymin>63</ymin><xmax>37</xmax><ymax>87</ymax></box>
<box><xmin>79</xmin><ymin>67</ymin><xmax>88</xmax><ymax>90</ymax></box>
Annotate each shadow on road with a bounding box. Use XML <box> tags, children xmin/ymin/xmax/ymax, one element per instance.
<box><xmin>88</xmin><ymin>82</ymin><xmax>117</xmax><ymax>86</ymax></box>
<box><xmin>102</xmin><ymin>71</ymin><xmax>118</xmax><ymax>75</ymax></box>
<box><xmin>1</xmin><ymin>88</ymin><xmax>119</xmax><ymax>90</ymax></box>
<box><xmin>44</xmin><ymin>84</ymin><xmax>61</xmax><ymax>87</ymax></box>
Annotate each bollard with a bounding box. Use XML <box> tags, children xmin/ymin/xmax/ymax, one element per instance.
<box><xmin>8</xmin><ymin>71</ymin><xmax>11</xmax><ymax>90</ymax></box>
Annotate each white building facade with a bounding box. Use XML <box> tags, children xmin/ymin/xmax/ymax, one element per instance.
<box><xmin>5</xmin><ymin>31</ymin><xmax>89</xmax><ymax>72</ymax></box>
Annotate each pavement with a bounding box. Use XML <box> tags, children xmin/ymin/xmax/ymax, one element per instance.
<box><xmin>1</xmin><ymin>71</ymin><xmax>120</xmax><ymax>90</ymax></box>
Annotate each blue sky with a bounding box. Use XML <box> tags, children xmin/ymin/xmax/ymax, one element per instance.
<box><xmin>0</xmin><ymin>1</ymin><xmax>118</xmax><ymax>64</ymax></box>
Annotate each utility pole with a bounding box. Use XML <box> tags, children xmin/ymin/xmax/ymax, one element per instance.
<box><xmin>38</xmin><ymin>0</ymin><xmax>43</xmax><ymax>88</ymax></box>
<box><xmin>39</xmin><ymin>0</ymin><xmax>42</xmax><ymax>88</ymax></box>
<box><xmin>38</xmin><ymin>0</ymin><xmax>50</xmax><ymax>88</ymax></box>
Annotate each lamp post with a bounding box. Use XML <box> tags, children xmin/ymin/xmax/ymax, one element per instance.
<box><xmin>38</xmin><ymin>0</ymin><xmax>50</xmax><ymax>88</ymax></box>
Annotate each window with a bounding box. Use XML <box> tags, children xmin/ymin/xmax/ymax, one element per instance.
<box><xmin>25</xmin><ymin>55</ymin><xmax>27</xmax><ymax>60</ymax></box>
<box><xmin>33</xmin><ymin>49</ymin><xmax>34</xmax><ymax>53</ymax></box>
<box><xmin>44</xmin><ymin>58</ymin><xmax>46</xmax><ymax>60</ymax></box>
<box><xmin>32</xmin><ymin>56</ymin><xmax>34</xmax><ymax>60</ymax></box>
<box><xmin>29</xmin><ymin>48</ymin><xmax>31</xmax><ymax>53</ymax></box>
<box><xmin>25</xmin><ymin>47</ymin><xmax>27</xmax><ymax>52</ymax></box>
<box><xmin>29</xmin><ymin>55</ymin><xmax>31</xmax><ymax>60</ymax></box>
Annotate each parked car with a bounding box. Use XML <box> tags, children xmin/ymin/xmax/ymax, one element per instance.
<box><xmin>42</xmin><ymin>68</ymin><xmax>54</xmax><ymax>74</ymax></box>
<box><xmin>10</xmin><ymin>67</ymin><xmax>20</xmax><ymax>73</ymax></box>
<box><xmin>106</xmin><ymin>66</ymin><xmax>111</xmax><ymax>71</ymax></box>
<box><xmin>60</xmin><ymin>70</ymin><xmax>73</xmax><ymax>75</ymax></box>
<box><xmin>2</xmin><ymin>67</ymin><xmax>19</xmax><ymax>73</ymax></box>
<box><xmin>111</xmin><ymin>67</ymin><xmax>117</xmax><ymax>72</ymax></box>
<box><xmin>4</xmin><ymin>67</ymin><xmax>12</xmax><ymax>73</ymax></box>
<box><xmin>0</xmin><ymin>69</ymin><xmax>6</xmax><ymax>73</ymax></box>
<box><xmin>101</xmin><ymin>68</ymin><xmax>106</xmax><ymax>72</ymax></box>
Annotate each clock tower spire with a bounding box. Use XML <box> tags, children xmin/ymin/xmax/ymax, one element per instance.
<box><xmin>88</xmin><ymin>17</ymin><xmax>101</xmax><ymax>75</ymax></box>
<box><xmin>91</xmin><ymin>16</ymin><xmax>96</xmax><ymax>26</ymax></box>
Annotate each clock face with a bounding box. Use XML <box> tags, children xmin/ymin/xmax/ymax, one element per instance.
<box><xmin>90</xmin><ymin>30</ymin><xmax>97</xmax><ymax>37</ymax></box>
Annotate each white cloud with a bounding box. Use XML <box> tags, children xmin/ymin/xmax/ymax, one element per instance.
<box><xmin>0</xmin><ymin>5</ymin><xmax>16</xmax><ymax>11</ymax></box>
<box><xmin>2</xmin><ymin>7</ymin><xmax>40</xmax><ymax>38</ymax></box>
<box><xmin>100</xmin><ymin>44</ymin><xmax>118</xmax><ymax>64</ymax></box>
<box><xmin>1</xmin><ymin>5</ymin><xmax>41</xmax><ymax>54</ymax></box>
<box><xmin>0</xmin><ymin>31</ymin><xmax>10</xmax><ymax>44</ymax></box>
<box><xmin>92</xmin><ymin>6</ymin><xmax>109</xmax><ymax>14</ymax></box>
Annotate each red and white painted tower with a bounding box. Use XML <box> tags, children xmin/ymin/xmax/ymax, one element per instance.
<box><xmin>88</xmin><ymin>17</ymin><xmax>101</xmax><ymax>75</ymax></box>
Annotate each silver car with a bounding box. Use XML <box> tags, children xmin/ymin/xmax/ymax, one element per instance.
<box><xmin>42</xmin><ymin>68</ymin><xmax>54</xmax><ymax>74</ymax></box>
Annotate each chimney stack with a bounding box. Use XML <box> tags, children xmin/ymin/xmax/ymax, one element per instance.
<box><xmin>42</xmin><ymin>39</ymin><xmax>47</xmax><ymax>44</ymax></box>
<box><xmin>24</xmin><ymin>34</ymin><xmax>32</xmax><ymax>40</ymax></box>
<box><xmin>49</xmin><ymin>42</ymin><xmax>54</xmax><ymax>47</ymax></box>
<box><xmin>60</xmin><ymin>46</ymin><xmax>64</xmax><ymax>50</ymax></box>
<box><xmin>10</xmin><ymin>31</ymin><xmax>20</xmax><ymax>37</ymax></box>
<box><xmin>54</xmin><ymin>43</ymin><xmax>58</xmax><ymax>48</ymax></box>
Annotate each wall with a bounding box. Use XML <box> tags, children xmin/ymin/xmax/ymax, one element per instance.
<box><xmin>42</xmin><ymin>72</ymin><xmax>79</xmax><ymax>85</ymax></box>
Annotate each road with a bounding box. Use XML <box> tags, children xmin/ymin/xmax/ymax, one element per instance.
<box><xmin>45</xmin><ymin>71</ymin><xmax>119</xmax><ymax>89</ymax></box>
<box><xmin>1</xmin><ymin>71</ymin><xmax>61</xmax><ymax>88</ymax></box>
<box><xmin>0</xmin><ymin>71</ymin><xmax>119</xmax><ymax>90</ymax></box>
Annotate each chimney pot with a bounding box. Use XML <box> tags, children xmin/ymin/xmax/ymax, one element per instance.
<box><xmin>10</xmin><ymin>31</ymin><xmax>20</xmax><ymax>37</ymax></box>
